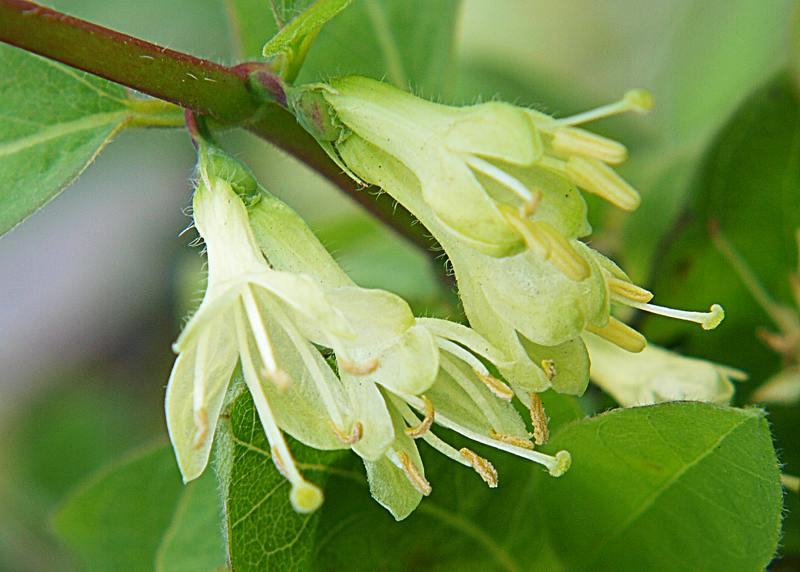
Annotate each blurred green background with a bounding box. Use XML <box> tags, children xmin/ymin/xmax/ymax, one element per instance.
<box><xmin>1</xmin><ymin>0</ymin><xmax>798</xmax><ymax>569</ymax></box>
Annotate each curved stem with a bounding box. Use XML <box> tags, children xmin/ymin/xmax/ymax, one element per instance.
<box><xmin>0</xmin><ymin>0</ymin><xmax>433</xmax><ymax>253</ymax></box>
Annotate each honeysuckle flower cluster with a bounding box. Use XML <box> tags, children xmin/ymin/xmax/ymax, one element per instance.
<box><xmin>166</xmin><ymin>145</ymin><xmax>570</xmax><ymax>519</ymax></box>
<box><xmin>166</xmin><ymin>77</ymin><xmax>733</xmax><ymax>519</ymax></box>
<box><xmin>289</xmin><ymin>76</ymin><xmax>725</xmax><ymax>404</ymax></box>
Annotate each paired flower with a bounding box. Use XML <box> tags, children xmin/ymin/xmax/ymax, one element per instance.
<box><xmin>246</xmin><ymin>170</ymin><xmax>570</xmax><ymax>519</ymax></box>
<box><xmin>166</xmin><ymin>145</ymin><xmax>570</xmax><ymax>519</ymax></box>
<box><xmin>298</xmin><ymin>81</ymin><xmax>724</xmax><ymax>398</ymax></box>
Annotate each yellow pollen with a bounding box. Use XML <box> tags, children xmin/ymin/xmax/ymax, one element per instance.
<box><xmin>192</xmin><ymin>407</ymin><xmax>209</xmax><ymax>449</ymax></box>
<box><xmin>398</xmin><ymin>451</ymin><xmax>432</xmax><ymax>496</ymax></box>
<box><xmin>490</xmin><ymin>429</ymin><xmax>534</xmax><ymax>450</ymax></box>
<box><xmin>608</xmin><ymin>277</ymin><xmax>654</xmax><ymax>304</ymax></box>
<box><xmin>404</xmin><ymin>396</ymin><xmax>435</xmax><ymax>438</ymax></box>
<box><xmin>566</xmin><ymin>156</ymin><xmax>640</xmax><ymax>211</ymax></box>
<box><xmin>473</xmin><ymin>368</ymin><xmax>514</xmax><ymax>401</ymax></box>
<box><xmin>587</xmin><ymin>317</ymin><xmax>647</xmax><ymax>353</ymax></box>
<box><xmin>339</xmin><ymin>357</ymin><xmax>380</xmax><ymax>376</ymax></box>
<box><xmin>528</xmin><ymin>393</ymin><xmax>550</xmax><ymax>445</ymax></box>
<box><xmin>460</xmin><ymin>448</ymin><xmax>498</xmax><ymax>488</ymax></box>
<box><xmin>330</xmin><ymin>420</ymin><xmax>364</xmax><ymax>445</ymax></box>
<box><xmin>540</xmin><ymin>359</ymin><xmax>557</xmax><ymax>381</ymax></box>
<box><xmin>552</xmin><ymin>127</ymin><xmax>628</xmax><ymax>165</ymax></box>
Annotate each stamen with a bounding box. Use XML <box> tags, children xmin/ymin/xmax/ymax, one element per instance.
<box><xmin>587</xmin><ymin>318</ymin><xmax>646</xmax><ymax>352</ymax></box>
<box><xmin>401</xmin><ymin>393</ymin><xmax>571</xmax><ymax>477</ymax></box>
<box><xmin>404</xmin><ymin>396</ymin><xmax>435</xmax><ymax>438</ymax></box>
<box><xmin>463</xmin><ymin>153</ymin><xmax>536</xmax><ymax>206</ymax></box>
<box><xmin>556</xmin><ymin>89</ymin><xmax>653</xmax><ymax>126</ymax></box>
<box><xmin>395</xmin><ymin>450</ymin><xmax>432</xmax><ymax>496</ymax></box>
<box><xmin>490</xmin><ymin>429</ymin><xmax>534</xmax><ymax>450</ymax></box>
<box><xmin>235</xmin><ymin>305</ymin><xmax>323</xmax><ymax>513</ymax></box>
<box><xmin>566</xmin><ymin>157</ymin><xmax>640</xmax><ymax>211</ymax></box>
<box><xmin>330</xmin><ymin>420</ymin><xmax>363</xmax><ymax>445</ymax></box>
<box><xmin>608</xmin><ymin>277</ymin><xmax>654</xmax><ymax>304</ymax></box>
<box><xmin>441</xmin><ymin>356</ymin><xmax>507</xmax><ymax>431</ymax></box>
<box><xmin>474</xmin><ymin>369</ymin><xmax>514</xmax><ymax>401</ymax></box>
<box><xmin>540</xmin><ymin>359</ymin><xmax>557</xmax><ymax>381</ymax></box>
<box><xmin>781</xmin><ymin>473</ymin><xmax>800</xmax><ymax>494</ymax></box>
<box><xmin>192</xmin><ymin>407</ymin><xmax>209</xmax><ymax>449</ymax></box>
<box><xmin>625</xmin><ymin>301</ymin><xmax>725</xmax><ymax>331</ymax></box>
<box><xmin>502</xmin><ymin>209</ymin><xmax>590</xmax><ymax>281</ymax></box>
<box><xmin>528</xmin><ymin>393</ymin><xmax>550</xmax><ymax>445</ymax></box>
<box><xmin>552</xmin><ymin>127</ymin><xmax>628</xmax><ymax>164</ymax></box>
<box><xmin>339</xmin><ymin>357</ymin><xmax>380</xmax><ymax>375</ymax></box>
<box><xmin>460</xmin><ymin>448</ymin><xmax>498</xmax><ymax>488</ymax></box>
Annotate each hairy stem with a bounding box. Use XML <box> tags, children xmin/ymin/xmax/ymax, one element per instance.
<box><xmin>0</xmin><ymin>0</ymin><xmax>432</xmax><ymax>253</ymax></box>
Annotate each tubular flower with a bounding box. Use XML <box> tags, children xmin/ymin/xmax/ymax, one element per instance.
<box><xmin>166</xmin><ymin>167</ymin><xmax>391</xmax><ymax>513</ymax></box>
<box><xmin>242</xmin><ymin>164</ymin><xmax>571</xmax><ymax>520</ymax></box>
<box><xmin>584</xmin><ymin>334</ymin><xmax>746</xmax><ymax>406</ymax></box>
<box><xmin>288</xmin><ymin>77</ymin><xmax>725</xmax><ymax>396</ymax></box>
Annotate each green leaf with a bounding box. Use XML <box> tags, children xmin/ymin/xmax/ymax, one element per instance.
<box><xmin>215</xmin><ymin>384</ymin><xmax>349</xmax><ymax>571</ymax></box>
<box><xmin>0</xmin><ymin>45</ymin><xmax>180</xmax><ymax>237</ymax></box>
<box><xmin>53</xmin><ymin>443</ymin><xmax>224</xmax><ymax>572</ymax></box>
<box><xmin>536</xmin><ymin>402</ymin><xmax>782</xmax><ymax>570</ymax></box>
<box><xmin>216</xmin><ymin>383</ymin><xmax>586</xmax><ymax>571</ymax></box>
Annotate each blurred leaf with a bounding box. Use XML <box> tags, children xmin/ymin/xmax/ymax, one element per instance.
<box><xmin>155</xmin><ymin>467</ymin><xmax>226</xmax><ymax>572</ymax></box>
<box><xmin>298</xmin><ymin>0</ymin><xmax>461</xmax><ymax>96</ymax></box>
<box><xmin>216</xmin><ymin>382</ymin><xmax>587</xmax><ymax>570</ymax></box>
<box><xmin>53</xmin><ymin>443</ymin><xmax>224</xmax><ymax>572</ymax></box>
<box><xmin>0</xmin><ymin>45</ymin><xmax>129</xmax><ymax>236</ymax></box>
<box><xmin>225</xmin><ymin>0</ymin><xmax>279</xmax><ymax>60</ymax></box>
<box><xmin>537</xmin><ymin>402</ymin><xmax>782</xmax><ymax>570</ymax></box>
<box><xmin>645</xmin><ymin>73</ymin><xmax>800</xmax><ymax>383</ymax></box>
<box><xmin>767</xmin><ymin>404</ymin><xmax>800</xmax><ymax>556</ymax></box>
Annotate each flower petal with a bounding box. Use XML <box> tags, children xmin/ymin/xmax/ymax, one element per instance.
<box><xmin>165</xmin><ymin>317</ymin><xmax>238</xmax><ymax>482</ymax></box>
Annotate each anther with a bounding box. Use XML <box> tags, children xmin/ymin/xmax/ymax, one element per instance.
<box><xmin>473</xmin><ymin>369</ymin><xmax>514</xmax><ymax>401</ymax></box>
<box><xmin>540</xmin><ymin>359</ymin><xmax>557</xmax><ymax>381</ymax></box>
<box><xmin>330</xmin><ymin>420</ymin><xmax>364</xmax><ymax>445</ymax></box>
<box><xmin>404</xmin><ymin>396</ymin><xmax>435</xmax><ymax>438</ymax></box>
<box><xmin>460</xmin><ymin>448</ymin><xmax>498</xmax><ymax>488</ymax></box>
<box><xmin>192</xmin><ymin>407</ymin><xmax>209</xmax><ymax>449</ymax></box>
<box><xmin>587</xmin><ymin>317</ymin><xmax>646</xmax><ymax>353</ymax></box>
<box><xmin>608</xmin><ymin>277</ymin><xmax>654</xmax><ymax>304</ymax></box>
<box><xmin>566</xmin><ymin>157</ymin><xmax>640</xmax><ymax>211</ymax></box>
<box><xmin>397</xmin><ymin>451</ymin><xmax>432</xmax><ymax>496</ymax></box>
<box><xmin>339</xmin><ymin>357</ymin><xmax>379</xmax><ymax>376</ymax></box>
<box><xmin>528</xmin><ymin>393</ymin><xmax>550</xmax><ymax>445</ymax></box>
<box><xmin>552</xmin><ymin>127</ymin><xmax>628</xmax><ymax>164</ymax></box>
<box><xmin>502</xmin><ymin>209</ymin><xmax>590</xmax><ymax>281</ymax></box>
<box><xmin>625</xmin><ymin>301</ymin><xmax>725</xmax><ymax>331</ymax></box>
<box><xmin>490</xmin><ymin>429</ymin><xmax>534</xmax><ymax>450</ymax></box>
<box><xmin>264</xmin><ymin>367</ymin><xmax>291</xmax><ymax>392</ymax></box>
